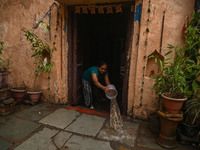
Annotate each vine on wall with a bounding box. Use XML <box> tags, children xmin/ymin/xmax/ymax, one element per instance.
<box><xmin>135</xmin><ymin>0</ymin><xmax>151</xmax><ymax>108</ymax></box>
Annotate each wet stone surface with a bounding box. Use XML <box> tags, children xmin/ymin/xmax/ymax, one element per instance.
<box><xmin>14</xmin><ymin>127</ymin><xmax>58</xmax><ymax>150</ymax></box>
<box><xmin>39</xmin><ymin>108</ymin><xmax>80</xmax><ymax>129</ymax></box>
<box><xmin>0</xmin><ymin>139</ymin><xmax>13</xmax><ymax>150</ymax></box>
<box><xmin>15</xmin><ymin>103</ymin><xmax>57</xmax><ymax>121</ymax></box>
<box><xmin>0</xmin><ymin>103</ymin><xmax>198</xmax><ymax>150</ymax></box>
<box><xmin>0</xmin><ymin>116</ymin><xmax>40</xmax><ymax>141</ymax></box>
<box><xmin>65</xmin><ymin>113</ymin><xmax>106</xmax><ymax>136</ymax></box>
<box><xmin>64</xmin><ymin>134</ymin><xmax>113</xmax><ymax>150</ymax></box>
<box><xmin>98</xmin><ymin>120</ymin><xmax>139</xmax><ymax>147</ymax></box>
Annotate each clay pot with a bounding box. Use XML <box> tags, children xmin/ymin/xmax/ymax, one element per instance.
<box><xmin>11</xmin><ymin>89</ymin><xmax>26</xmax><ymax>102</ymax></box>
<box><xmin>148</xmin><ymin>112</ymin><xmax>160</xmax><ymax>134</ymax></box>
<box><xmin>157</xmin><ymin>110</ymin><xmax>183</xmax><ymax>149</ymax></box>
<box><xmin>27</xmin><ymin>91</ymin><xmax>42</xmax><ymax>102</ymax></box>
<box><xmin>162</xmin><ymin>93</ymin><xmax>187</xmax><ymax>114</ymax></box>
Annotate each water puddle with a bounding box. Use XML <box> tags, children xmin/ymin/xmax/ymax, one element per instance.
<box><xmin>101</xmin><ymin>98</ymin><xmax>136</xmax><ymax>146</ymax></box>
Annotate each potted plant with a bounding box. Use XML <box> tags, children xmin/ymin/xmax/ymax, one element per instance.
<box><xmin>151</xmin><ymin>45</ymin><xmax>189</xmax><ymax>148</ymax></box>
<box><xmin>178</xmin><ymin>11</ymin><xmax>200</xmax><ymax>143</ymax></box>
<box><xmin>0</xmin><ymin>41</ymin><xmax>11</xmax><ymax>88</ymax></box>
<box><xmin>11</xmin><ymin>84</ymin><xmax>26</xmax><ymax>102</ymax></box>
<box><xmin>23</xmin><ymin>21</ymin><xmax>56</xmax><ymax>103</ymax></box>
<box><xmin>152</xmin><ymin>44</ymin><xmax>187</xmax><ymax>114</ymax></box>
<box><xmin>0</xmin><ymin>41</ymin><xmax>15</xmax><ymax>102</ymax></box>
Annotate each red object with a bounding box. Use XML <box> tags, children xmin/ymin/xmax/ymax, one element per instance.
<box><xmin>162</xmin><ymin>93</ymin><xmax>187</xmax><ymax>114</ymax></box>
<box><xmin>66</xmin><ymin>105</ymin><xmax>110</xmax><ymax>117</ymax></box>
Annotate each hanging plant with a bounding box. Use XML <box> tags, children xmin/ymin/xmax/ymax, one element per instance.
<box><xmin>23</xmin><ymin>21</ymin><xmax>56</xmax><ymax>102</ymax></box>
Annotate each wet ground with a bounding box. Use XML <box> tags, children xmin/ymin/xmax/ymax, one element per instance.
<box><xmin>0</xmin><ymin>102</ymin><xmax>198</xmax><ymax>150</ymax></box>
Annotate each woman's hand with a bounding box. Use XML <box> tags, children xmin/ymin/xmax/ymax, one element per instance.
<box><xmin>103</xmin><ymin>86</ymin><xmax>110</xmax><ymax>93</ymax></box>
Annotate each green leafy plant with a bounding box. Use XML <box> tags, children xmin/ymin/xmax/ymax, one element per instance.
<box><xmin>152</xmin><ymin>44</ymin><xmax>186</xmax><ymax>99</ymax></box>
<box><xmin>23</xmin><ymin>21</ymin><xmax>56</xmax><ymax>89</ymax></box>
<box><xmin>185</xmin><ymin>93</ymin><xmax>200</xmax><ymax>125</ymax></box>
<box><xmin>0</xmin><ymin>41</ymin><xmax>11</xmax><ymax>72</ymax></box>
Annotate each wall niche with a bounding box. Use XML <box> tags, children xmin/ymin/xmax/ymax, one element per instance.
<box><xmin>146</xmin><ymin>50</ymin><xmax>164</xmax><ymax>77</ymax></box>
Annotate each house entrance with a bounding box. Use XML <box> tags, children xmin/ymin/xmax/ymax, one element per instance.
<box><xmin>68</xmin><ymin>3</ymin><xmax>134</xmax><ymax>114</ymax></box>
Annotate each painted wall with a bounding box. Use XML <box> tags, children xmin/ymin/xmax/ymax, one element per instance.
<box><xmin>0</xmin><ymin>0</ymin><xmax>196</xmax><ymax>118</ymax></box>
<box><xmin>129</xmin><ymin>0</ymin><xmax>195</xmax><ymax>119</ymax></box>
<box><xmin>0</xmin><ymin>0</ymin><xmax>68</xmax><ymax>103</ymax></box>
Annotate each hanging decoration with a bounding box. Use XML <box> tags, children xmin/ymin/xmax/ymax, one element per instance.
<box><xmin>75</xmin><ymin>6</ymin><xmax>81</xmax><ymax>14</ymax></box>
<box><xmin>98</xmin><ymin>6</ymin><xmax>104</xmax><ymax>14</ymax></box>
<box><xmin>89</xmin><ymin>5</ymin><xmax>96</xmax><ymax>14</ymax></box>
<box><xmin>82</xmin><ymin>6</ymin><xmax>88</xmax><ymax>14</ymax></box>
<box><xmin>74</xmin><ymin>4</ymin><xmax>123</xmax><ymax>14</ymax></box>
<box><xmin>115</xmin><ymin>4</ymin><xmax>123</xmax><ymax>13</ymax></box>
<box><xmin>106</xmin><ymin>5</ymin><xmax>113</xmax><ymax>14</ymax></box>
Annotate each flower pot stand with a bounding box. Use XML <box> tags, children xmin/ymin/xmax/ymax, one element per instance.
<box><xmin>157</xmin><ymin>110</ymin><xmax>183</xmax><ymax>149</ymax></box>
<box><xmin>0</xmin><ymin>98</ymin><xmax>16</xmax><ymax>116</ymax></box>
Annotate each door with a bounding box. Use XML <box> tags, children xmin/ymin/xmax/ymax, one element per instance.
<box><xmin>68</xmin><ymin>7</ymin><xmax>83</xmax><ymax>105</ymax></box>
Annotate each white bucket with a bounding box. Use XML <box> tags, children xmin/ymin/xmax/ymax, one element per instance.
<box><xmin>106</xmin><ymin>84</ymin><xmax>118</xmax><ymax>99</ymax></box>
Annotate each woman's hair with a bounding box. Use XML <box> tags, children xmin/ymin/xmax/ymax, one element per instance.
<box><xmin>97</xmin><ymin>60</ymin><xmax>108</xmax><ymax>67</ymax></box>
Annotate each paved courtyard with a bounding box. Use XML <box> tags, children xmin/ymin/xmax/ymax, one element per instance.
<box><xmin>0</xmin><ymin>103</ymin><xmax>198</xmax><ymax>150</ymax></box>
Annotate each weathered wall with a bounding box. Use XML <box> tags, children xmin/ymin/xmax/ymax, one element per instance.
<box><xmin>0</xmin><ymin>0</ymin><xmax>196</xmax><ymax>118</ymax></box>
<box><xmin>129</xmin><ymin>0</ymin><xmax>195</xmax><ymax>119</ymax></box>
<box><xmin>0</xmin><ymin>0</ymin><xmax>68</xmax><ymax>103</ymax></box>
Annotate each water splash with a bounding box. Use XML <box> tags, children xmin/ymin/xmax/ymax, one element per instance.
<box><xmin>110</xmin><ymin>98</ymin><xmax>123</xmax><ymax>131</ymax></box>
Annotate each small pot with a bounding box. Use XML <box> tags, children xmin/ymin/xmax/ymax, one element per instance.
<box><xmin>179</xmin><ymin>122</ymin><xmax>200</xmax><ymax>137</ymax></box>
<box><xmin>27</xmin><ymin>91</ymin><xmax>42</xmax><ymax>102</ymax></box>
<box><xmin>11</xmin><ymin>88</ymin><xmax>26</xmax><ymax>102</ymax></box>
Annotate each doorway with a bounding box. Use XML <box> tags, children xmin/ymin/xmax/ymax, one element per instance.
<box><xmin>68</xmin><ymin>3</ymin><xmax>133</xmax><ymax>113</ymax></box>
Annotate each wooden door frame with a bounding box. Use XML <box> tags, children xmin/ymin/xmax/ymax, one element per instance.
<box><xmin>67</xmin><ymin>4</ymin><xmax>135</xmax><ymax>113</ymax></box>
<box><xmin>121</xmin><ymin>8</ymin><xmax>134</xmax><ymax>115</ymax></box>
<box><xmin>67</xmin><ymin>6</ymin><xmax>74</xmax><ymax>105</ymax></box>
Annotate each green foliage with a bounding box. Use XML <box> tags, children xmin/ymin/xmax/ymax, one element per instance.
<box><xmin>23</xmin><ymin>22</ymin><xmax>56</xmax><ymax>76</ymax></box>
<box><xmin>183</xmin><ymin>12</ymin><xmax>200</xmax><ymax>128</ymax></box>
<box><xmin>152</xmin><ymin>44</ymin><xmax>186</xmax><ymax>98</ymax></box>
<box><xmin>0</xmin><ymin>41</ymin><xmax>4</xmax><ymax>54</ymax></box>
<box><xmin>185</xmin><ymin>93</ymin><xmax>200</xmax><ymax>125</ymax></box>
<box><xmin>184</xmin><ymin>12</ymin><xmax>200</xmax><ymax>61</ymax></box>
<box><xmin>0</xmin><ymin>41</ymin><xmax>11</xmax><ymax>72</ymax></box>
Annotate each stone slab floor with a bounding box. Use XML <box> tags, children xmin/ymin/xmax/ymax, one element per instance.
<box><xmin>0</xmin><ymin>103</ymin><xmax>198</xmax><ymax>150</ymax></box>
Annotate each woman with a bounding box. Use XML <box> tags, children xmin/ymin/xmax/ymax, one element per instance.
<box><xmin>82</xmin><ymin>61</ymin><xmax>111</xmax><ymax>109</ymax></box>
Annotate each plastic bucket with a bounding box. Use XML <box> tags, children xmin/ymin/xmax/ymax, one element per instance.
<box><xmin>106</xmin><ymin>84</ymin><xmax>118</xmax><ymax>99</ymax></box>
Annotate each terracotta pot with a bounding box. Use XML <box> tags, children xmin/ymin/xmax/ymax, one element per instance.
<box><xmin>11</xmin><ymin>89</ymin><xmax>26</xmax><ymax>101</ymax></box>
<box><xmin>157</xmin><ymin>110</ymin><xmax>183</xmax><ymax>149</ymax></box>
<box><xmin>27</xmin><ymin>91</ymin><xmax>42</xmax><ymax>102</ymax></box>
<box><xmin>162</xmin><ymin>93</ymin><xmax>187</xmax><ymax>114</ymax></box>
<box><xmin>148</xmin><ymin>112</ymin><xmax>160</xmax><ymax>134</ymax></box>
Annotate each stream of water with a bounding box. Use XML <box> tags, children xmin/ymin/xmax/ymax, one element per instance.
<box><xmin>110</xmin><ymin>98</ymin><xmax>123</xmax><ymax>131</ymax></box>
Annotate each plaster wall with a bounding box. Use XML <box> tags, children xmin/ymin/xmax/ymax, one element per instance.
<box><xmin>0</xmin><ymin>0</ymin><xmax>68</xmax><ymax>103</ymax></box>
<box><xmin>130</xmin><ymin>0</ymin><xmax>195</xmax><ymax>119</ymax></box>
<box><xmin>0</xmin><ymin>0</ymin><xmax>196</xmax><ymax>118</ymax></box>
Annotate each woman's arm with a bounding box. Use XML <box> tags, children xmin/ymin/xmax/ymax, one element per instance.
<box><xmin>104</xmin><ymin>74</ymin><xmax>110</xmax><ymax>86</ymax></box>
<box><xmin>92</xmin><ymin>73</ymin><xmax>109</xmax><ymax>93</ymax></box>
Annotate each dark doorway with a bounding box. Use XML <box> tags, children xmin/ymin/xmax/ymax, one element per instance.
<box><xmin>68</xmin><ymin>3</ymin><xmax>133</xmax><ymax>114</ymax></box>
